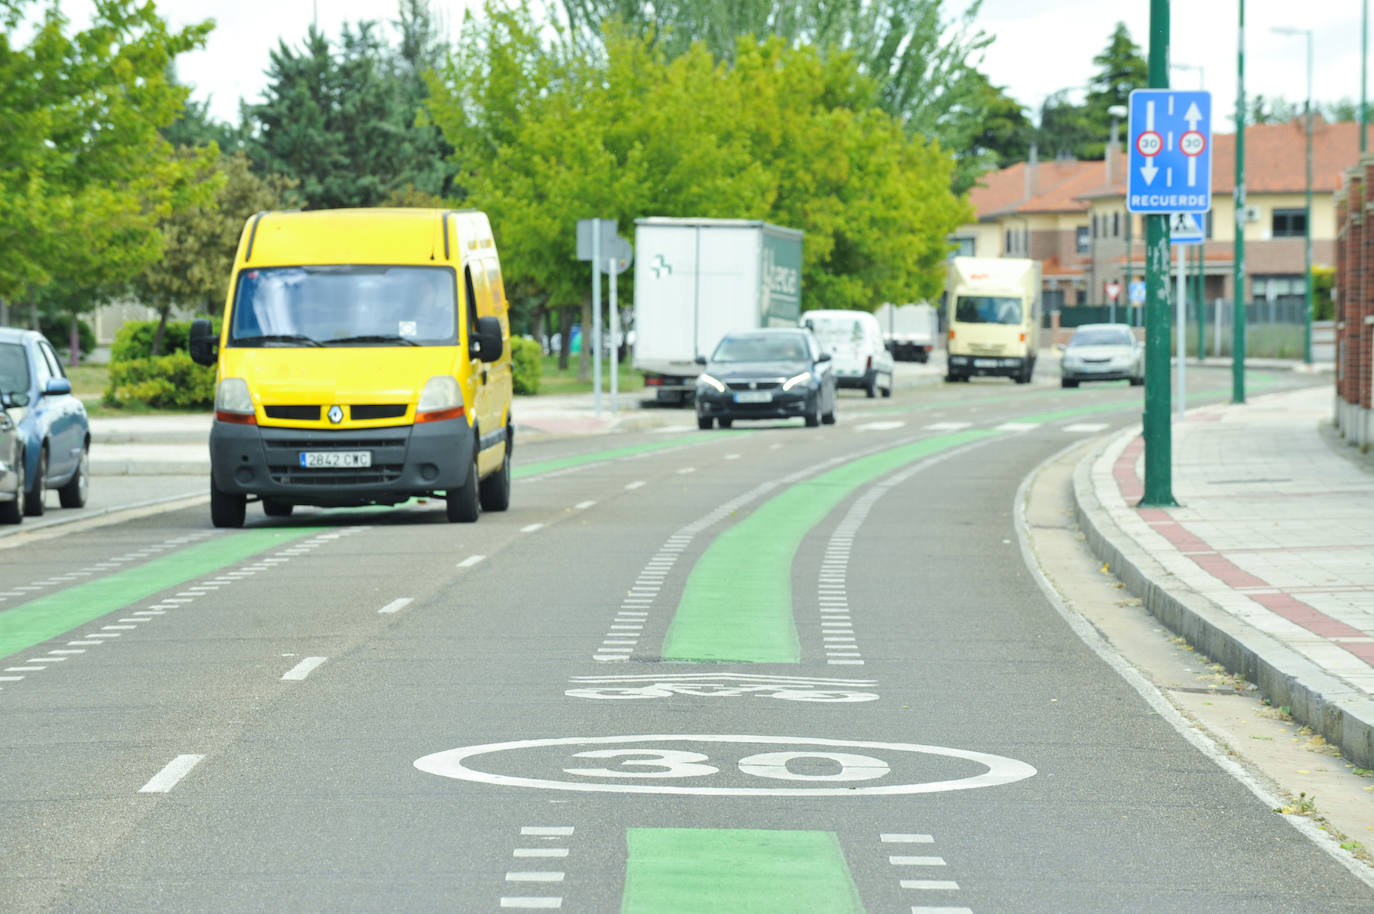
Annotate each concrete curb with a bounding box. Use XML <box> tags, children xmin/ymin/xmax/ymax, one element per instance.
<box><xmin>1071</xmin><ymin>427</ymin><xmax>1374</xmax><ymax>769</ymax></box>
<box><xmin>92</xmin><ymin>460</ymin><xmax>208</xmax><ymax>477</ymax></box>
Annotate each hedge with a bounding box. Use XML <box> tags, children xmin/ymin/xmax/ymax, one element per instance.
<box><xmin>105</xmin><ymin>350</ymin><xmax>216</xmax><ymax>410</ymax></box>
<box><xmin>511</xmin><ymin>336</ymin><xmax>542</xmax><ymax>395</ymax></box>
<box><xmin>38</xmin><ymin>314</ymin><xmax>95</xmax><ymax>356</ymax></box>
<box><xmin>111</xmin><ymin>319</ymin><xmax>204</xmax><ymax>362</ymax></box>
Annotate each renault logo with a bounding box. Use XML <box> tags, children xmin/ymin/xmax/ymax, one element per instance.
<box><xmin>328</xmin><ymin>405</ymin><xmax>344</xmax><ymax>424</ymax></box>
<box><xmin>749</xmin><ymin>381</ymin><xmax>758</xmax><ymax>390</ymax></box>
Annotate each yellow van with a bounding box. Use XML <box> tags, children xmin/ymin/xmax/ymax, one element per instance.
<box><xmin>189</xmin><ymin>208</ymin><xmax>513</xmax><ymax>527</ymax></box>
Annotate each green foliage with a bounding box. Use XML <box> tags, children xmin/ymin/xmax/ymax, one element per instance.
<box><xmin>429</xmin><ymin>15</ymin><xmax>969</xmax><ymax>319</ymax></box>
<box><xmin>510</xmin><ymin>336</ymin><xmax>543</xmax><ymax>394</ymax></box>
<box><xmin>111</xmin><ymin>320</ymin><xmax>216</xmax><ymax>362</ymax></box>
<box><xmin>104</xmin><ymin>350</ymin><xmax>215</xmax><ymax>410</ymax></box>
<box><xmin>0</xmin><ymin>1</ymin><xmax>215</xmax><ymax>299</ymax></box>
<box><xmin>551</xmin><ymin>0</ymin><xmax>995</xmax><ymax>192</ymax></box>
<box><xmin>243</xmin><ymin>10</ymin><xmax>453</xmax><ymax>211</ymax></box>
<box><xmin>1078</xmin><ymin>22</ymin><xmax>1146</xmax><ymax>159</ymax></box>
<box><xmin>37</xmin><ymin>314</ymin><xmax>95</xmax><ymax>355</ymax></box>
<box><xmin>1312</xmin><ymin>266</ymin><xmax>1334</xmax><ymax>321</ymax></box>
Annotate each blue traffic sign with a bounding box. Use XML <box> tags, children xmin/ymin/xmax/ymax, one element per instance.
<box><xmin>1127</xmin><ymin>89</ymin><xmax>1212</xmax><ymax>214</ymax></box>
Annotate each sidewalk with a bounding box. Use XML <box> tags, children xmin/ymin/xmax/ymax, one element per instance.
<box><xmin>87</xmin><ymin>392</ymin><xmax>680</xmax><ymax>476</ymax></box>
<box><xmin>1073</xmin><ymin>384</ymin><xmax>1374</xmax><ymax>768</ymax></box>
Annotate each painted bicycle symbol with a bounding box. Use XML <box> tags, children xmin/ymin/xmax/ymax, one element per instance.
<box><xmin>565</xmin><ymin>673</ymin><xmax>878</xmax><ymax>703</ymax></box>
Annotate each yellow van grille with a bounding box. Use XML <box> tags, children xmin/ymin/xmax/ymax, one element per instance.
<box><xmin>968</xmin><ymin>342</ymin><xmax>1005</xmax><ymax>355</ymax></box>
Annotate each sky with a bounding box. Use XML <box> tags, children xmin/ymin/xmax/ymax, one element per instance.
<box><xmin>62</xmin><ymin>1</ymin><xmax>1372</xmax><ymax>129</ymax></box>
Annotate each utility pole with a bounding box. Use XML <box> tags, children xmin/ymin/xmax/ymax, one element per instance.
<box><xmin>1140</xmin><ymin>0</ymin><xmax>1176</xmax><ymax>507</ymax></box>
<box><xmin>1233</xmin><ymin>0</ymin><xmax>1247</xmax><ymax>403</ymax></box>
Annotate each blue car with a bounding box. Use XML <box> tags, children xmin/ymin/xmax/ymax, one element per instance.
<box><xmin>0</xmin><ymin>328</ymin><xmax>90</xmax><ymax>516</ymax></box>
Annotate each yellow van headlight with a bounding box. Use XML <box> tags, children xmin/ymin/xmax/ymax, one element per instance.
<box><xmin>214</xmin><ymin>378</ymin><xmax>256</xmax><ymax>425</ymax></box>
<box><xmin>416</xmin><ymin>375</ymin><xmax>465</xmax><ymax>423</ymax></box>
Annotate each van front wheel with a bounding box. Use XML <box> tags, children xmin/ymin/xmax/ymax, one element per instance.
<box><xmin>479</xmin><ymin>446</ymin><xmax>511</xmax><ymax>512</ymax></box>
<box><xmin>447</xmin><ymin>448</ymin><xmax>481</xmax><ymax>523</ymax></box>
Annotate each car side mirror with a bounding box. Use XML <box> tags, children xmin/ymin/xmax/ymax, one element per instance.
<box><xmin>43</xmin><ymin>377</ymin><xmax>72</xmax><ymax>396</ymax></box>
<box><xmin>816</xmin><ymin>352</ymin><xmax>832</xmax><ymax>362</ymax></box>
<box><xmin>472</xmin><ymin>315</ymin><xmax>504</xmax><ymax>363</ymax></box>
<box><xmin>694</xmin><ymin>355</ymin><xmax>707</xmax><ymax>365</ymax></box>
<box><xmin>189</xmin><ymin>318</ymin><xmax>218</xmax><ymax>366</ymax></box>
<box><xmin>1</xmin><ymin>390</ymin><xmax>30</xmax><ymax>409</ymax></box>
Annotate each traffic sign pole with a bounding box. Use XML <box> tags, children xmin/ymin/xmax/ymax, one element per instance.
<box><xmin>1140</xmin><ymin>0</ymin><xmax>1177</xmax><ymax>507</ymax></box>
<box><xmin>1177</xmin><ymin>242</ymin><xmax>1187</xmax><ymax>418</ymax></box>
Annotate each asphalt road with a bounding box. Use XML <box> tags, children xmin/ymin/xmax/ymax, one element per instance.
<box><xmin>2</xmin><ymin>364</ymin><xmax>1369</xmax><ymax>912</ymax></box>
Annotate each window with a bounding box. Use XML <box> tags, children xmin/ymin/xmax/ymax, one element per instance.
<box><xmin>39</xmin><ymin>341</ymin><xmax>65</xmax><ymax>378</ymax></box>
<box><xmin>1076</xmin><ymin>226</ymin><xmax>1089</xmax><ymax>254</ymax></box>
<box><xmin>949</xmin><ymin>236</ymin><xmax>975</xmax><ymax>258</ymax></box>
<box><xmin>1092</xmin><ymin>214</ymin><xmax>1099</xmax><ymax>238</ymax></box>
<box><xmin>955</xmin><ymin>296</ymin><xmax>1022</xmax><ymax>325</ymax></box>
<box><xmin>1272</xmin><ymin>209</ymin><xmax>1306</xmax><ymax>237</ymax></box>
<box><xmin>1004</xmin><ymin>230</ymin><xmax>1012</xmax><ymax>254</ymax></box>
<box><xmin>1112</xmin><ymin>212</ymin><xmax>1120</xmax><ymax>237</ymax></box>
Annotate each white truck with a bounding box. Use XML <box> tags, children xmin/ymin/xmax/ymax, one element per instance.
<box><xmin>632</xmin><ymin>217</ymin><xmax>803</xmax><ymax>404</ymax></box>
<box><xmin>874</xmin><ymin>302</ymin><xmax>939</xmax><ymax>362</ymax></box>
<box><xmin>944</xmin><ymin>257</ymin><xmax>1041</xmax><ymax>384</ymax></box>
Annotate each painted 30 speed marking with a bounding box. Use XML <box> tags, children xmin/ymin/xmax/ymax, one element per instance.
<box><xmin>414</xmin><ymin>735</ymin><xmax>1036</xmax><ymax>796</ymax></box>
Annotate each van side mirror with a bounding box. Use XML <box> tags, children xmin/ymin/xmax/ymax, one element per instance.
<box><xmin>817</xmin><ymin>352</ymin><xmax>832</xmax><ymax>362</ymax></box>
<box><xmin>472</xmin><ymin>315</ymin><xmax>504</xmax><ymax>362</ymax></box>
<box><xmin>694</xmin><ymin>355</ymin><xmax>707</xmax><ymax>365</ymax></box>
<box><xmin>189</xmin><ymin>319</ymin><xmax>218</xmax><ymax>366</ymax></box>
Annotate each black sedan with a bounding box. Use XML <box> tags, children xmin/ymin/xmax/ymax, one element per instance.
<box><xmin>694</xmin><ymin>329</ymin><xmax>837</xmax><ymax>429</ymax></box>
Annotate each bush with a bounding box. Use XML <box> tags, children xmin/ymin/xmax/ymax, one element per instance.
<box><xmin>105</xmin><ymin>350</ymin><xmax>216</xmax><ymax>410</ymax></box>
<box><xmin>38</xmin><ymin>314</ymin><xmax>95</xmax><ymax>356</ymax></box>
<box><xmin>511</xmin><ymin>336</ymin><xmax>542</xmax><ymax>395</ymax></box>
<box><xmin>111</xmin><ymin>319</ymin><xmax>212</xmax><ymax>362</ymax></box>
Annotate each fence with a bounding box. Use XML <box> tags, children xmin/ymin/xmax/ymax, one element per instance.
<box><xmin>1047</xmin><ymin>302</ymin><xmax>1327</xmax><ymax>360</ymax></box>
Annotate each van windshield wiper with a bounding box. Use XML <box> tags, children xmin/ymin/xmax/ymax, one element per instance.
<box><xmin>233</xmin><ymin>334</ymin><xmax>324</xmax><ymax>347</ymax></box>
<box><xmin>326</xmin><ymin>334</ymin><xmax>421</xmax><ymax>347</ymax></box>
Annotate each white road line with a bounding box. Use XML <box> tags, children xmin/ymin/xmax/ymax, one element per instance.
<box><xmin>281</xmin><ymin>657</ymin><xmax>328</xmax><ymax>681</ymax></box>
<box><xmin>514</xmin><ymin>848</ymin><xmax>569</xmax><ymax>858</ymax></box>
<box><xmin>724</xmin><ymin>453</ymin><xmax>741</xmax><ymax>460</ymax></box>
<box><xmin>1063</xmin><ymin>422</ymin><xmax>1109</xmax><ymax>433</ymax></box>
<box><xmin>908</xmin><ymin>907</ymin><xmax>971</xmax><ymax>914</ymax></box>
<box><xmin>500</xmin><ymin>900</ymin><xmax>562</xmax><ymax>910</ymax></box>
<box><xmin>378</xmin><ymin>597</ymin><xmax>414</xmax><ymax>615</ymax></box>
<box><xmin>574</xmin><ymin>500</ymin><xmax>596</xmax><ymax>510</ymax></box>
<box><xmin>506</xmin><ymin>872</ymin><xmax>565</xmax><ymax>882</ymax></box>
<box><xmin>102</xmin><ymin>625</ymin><xmax>136</xmax><ymax>631</ymax></box>
<box><xmin>925</xmin><ymin>422</ymin><xmax>971</xmax><ymax>431</ymax></box>
<box><xmin>521</xmin><ymin>826</ymin><xmax>574</xmax><ymax>836</ymax></box>
<box><xmin>625</xmin><ymin>481</ymin><xmax>646</xmax><ymax>490</ymax></box>
<box><xmin>457</xmin><ymin>554</ymin><xmax>486</xmax><ymax>568</ymax></box>
<box><xmin>995</xmin><ymin>422</ymin><xmax>1038</xmax><ymax>432</ymax></box>
<box><xmin>49</xmin><ymin>649</ymin><xmax>85</xmax><ymax>655</ymax></box>
<box><xmin>138</xmin><ymin>754</ymin><xmax>205</xmax><ymax>793</ymax></box>
<box><xmin>900</xmin><ymin>880</ymin><xmax>960</xmax><ymax>890</ymax></box>
<box><xmin>521</xmin><ymin>523</ymin><xmax>546</xmax><ymax>533</ymax></box>
<box><xmin>676</xmin><ymin>466</ymin><xmax>696</xmax><ymax>474</ymax></box>
<box><xmin>5</xmin><ymin>666</ymin><xmax>43</xmax><ymax>672</ymax></box>
<box><xmin>882</xmin><ymin>834</ymin><xmax>935</xmax><ymax>843</ymax></box>
<box><xmin>889</xmin><ymin>856</ymin><xmax>946</xmax><ymax>866</ymax></box>
<box><xmin>30</xmin><ymin>656</ymin><xmax>65</xmax><ymax>662</ymax></box>
<box><xmin>0</xmin><ymin>675</ymin><xmax>24</xmax><ymax>682</ymax></box>
<box><xmin>857</xmin><ymin>421</ymin><xmax>907</xmax><ymax>431</ymax></box>
<box><xmin>67</xmin><ymin>641</ymin><xmax>101</xmax><ymax>646</ymax></box>
<box><xmin>86</xmin><ymin>633</ymin><xmax>120</xmax><ymax>639</ymax></box>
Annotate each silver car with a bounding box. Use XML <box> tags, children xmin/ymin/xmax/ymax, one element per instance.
<box><xmin>1060</xmin><ymin>323</ymin><xmax>1144</xmax><ymax>388</ymax></box>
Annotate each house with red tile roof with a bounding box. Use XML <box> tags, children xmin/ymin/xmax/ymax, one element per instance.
<box><xmin>954</xmin><ymin>118</ymin><xmax>1361</xmax><ymax>313</ymax></box>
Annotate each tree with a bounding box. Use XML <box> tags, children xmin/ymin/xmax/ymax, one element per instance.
<box><xmin>243</xmin><ymin>4</ymin><xmax>454</xmax><ymax>210</ymax></box>
<box><xmin>0</xmin><ymin>0</ymin><xmax>214</xmax><ymax>359</ymax></box>
<box><xmin>428</xmin><ymin>11</ymin><xmax>970</xmax><ymax>376</ymax></box>
<box><xmin>129</xmin><ymin>151</ymin><xmax>297</xmax><ymax>355</ymax></box>
<box><xmin>549</xmin><ymin>0</ymin><xmax>995</xmax><ymax>191</ymax></box>
<box><xmin>1078</xmin><ymin>22</ymin><xmax>1145</xmax><ymax>159</ymax></box>
<box><xmin>960</xmin><ymin>71</ymin><xmax>1033</xmax><ymax>168</ymax></box>
<box><xmin>1035</xmin><ymin>90</ymin><xmax>1096</xmax><ymax>161</ymax></box>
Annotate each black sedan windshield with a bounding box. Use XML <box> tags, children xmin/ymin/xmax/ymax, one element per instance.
<box><xmin>711</xmin><ymin>335</ymin><xmax>810</xmax><ymax>363</ymax></box>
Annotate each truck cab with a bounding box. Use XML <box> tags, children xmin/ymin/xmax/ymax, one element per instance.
<box><xmin>944</xmin><ymin>257</ymin><xmax>1040</xmax><ymax>384</ymax></box>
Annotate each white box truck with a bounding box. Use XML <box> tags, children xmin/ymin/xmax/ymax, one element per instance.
<box><xmin>632</xmin><ymin>218</ymin><xmax>803</xmax><ymax>404</ymax></box>
<box><xmin>944</xmin><ymin>257</ymin><xmax>1040</xmax><ymax>384</ymax></box>
<box><xmin>874</xmin><ymin>302</ymin><xmax>939</xmax><ymax>362</ymax></box>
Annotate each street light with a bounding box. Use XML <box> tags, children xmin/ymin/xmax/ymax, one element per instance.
<box><xmin>1272</xmin><ymin>25</ymin><xmax>1314</xmax><ymax>365</ymax></box>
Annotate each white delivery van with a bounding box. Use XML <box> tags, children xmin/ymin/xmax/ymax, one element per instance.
<box><xmin>944</xmin><ymin>257</ymin><xmax>1040</xmax><ymax>384</ymax></box>
<box><xmin>800</xmin><ymin>309</ymin><xmax>894</xmax><ymax>398</ymax></box>
<box><xmin>874</xmin><ymin>302</ymin><xmax>939</xmax><ymax>362</ymax></box>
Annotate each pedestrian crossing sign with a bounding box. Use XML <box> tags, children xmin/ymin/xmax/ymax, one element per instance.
<box><xmin>1169</xmin><ymin>212</ymin><xmax>1204</xmax><ymax>244</ymax></box>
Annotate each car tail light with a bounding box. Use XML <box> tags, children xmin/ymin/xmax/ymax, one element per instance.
<box><xmin>646</xmin><ymin>376</ymin><xmax>662</xmax><ymax>386</ymax></box>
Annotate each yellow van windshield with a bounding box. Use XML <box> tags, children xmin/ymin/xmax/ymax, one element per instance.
<box><xmin>228</xmin><ymin>265</ymin><xmax>459</xmax><ymax>347</ymax></box>
<box><xmin>954</xmin><ymin>296</ymin><xmax>1022</xmax><ymax>325</ymax></box>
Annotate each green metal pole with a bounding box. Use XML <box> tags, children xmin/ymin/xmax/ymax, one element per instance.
<box><xmin>1364</xmin><ymin>0</ymin><xmax>1368</xmax><ymax>153</ymax></box>
<box><xmin>1125</xmin><ymin>214</ymin><xmax>1134</xmax><ymax>326</ymax></box>
<box><xmin>1303</xmin><ymin>29</ymin><xmax>1314</xmax><ymax>365</ymax></box>
<box><xmin>1233</xmin><ymin>0</ymin><xmax>1247</xmax><ymax>402</ymax></box>
<box><xmin>1141</xmin><ymin>0</ymin><xmax>1176</xmax><ymax>507</ymax></box>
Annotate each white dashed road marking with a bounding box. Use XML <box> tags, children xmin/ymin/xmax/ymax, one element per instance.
<box><xmin>457</xmin><ymin>554</ymin><xmax>486</xmax><ymax>568</ymax></box>
<box><xmin>138</xmin><ymin>754</ymin><xmax>204</xmax><ymax>793</ymax></box>
<box><xmin>378</xmin><ymin>597</ymin><xmax>413</xmax><ymax>615</ymax></box>
<box><xmin>924</xmin><ymin>422</ymin><xmax>971</xmax><ymax>431</ymax></box>
<box><xmin>1063</xmin><ymin>422</ymin><xmax>1110</xmax><ymax>433</ymax></box>
<box><xmin>856</xmin><ymin>421</ymin><xmax>906</xmax><ymax>431</ymax></box>
<box><xmin>574</xmin><ymin>500</ymin><xmax>596</xmax><ymax>510</ymax></box>
<box><xmin>521</xmin><ymin>523</ymin><xmax>545</xmax><ymax>533</ymax></box>
<box><xmin>503</xmin><ymin>827</ymin><xmax>573</xmax><ymax>909</ymax></box>
<box><xmin>281</xmin><ymin>657</ymin><xmax>328</xmax><ymax>681</ymax></box>
<box><xmin>995</xmin><ymin>422</ymin><xmax>1039</xmax><ymax>432</ymax></box>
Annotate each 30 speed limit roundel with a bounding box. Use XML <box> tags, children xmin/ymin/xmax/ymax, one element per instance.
<box><xmin>413</xmin><ymin>734</ymin><xmax>1036</xmax><ymax>797</ymax></box>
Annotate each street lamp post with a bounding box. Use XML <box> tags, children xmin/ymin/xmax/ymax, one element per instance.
<box><xmin>1273</xmin><ymin>25</ymin><xmax>1314</xmax><ymax>365</ymax></box>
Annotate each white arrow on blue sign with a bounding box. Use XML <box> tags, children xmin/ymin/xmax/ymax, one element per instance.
<box><xmin>1168</xmin><ymin>212</ymin><xmax>1205</xmax><ymax>244</ymax></box>
<box><xmin>1127</xmin><ymin>88</ymin><xmax>1212</xmax><ymax>214</ymax></box>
